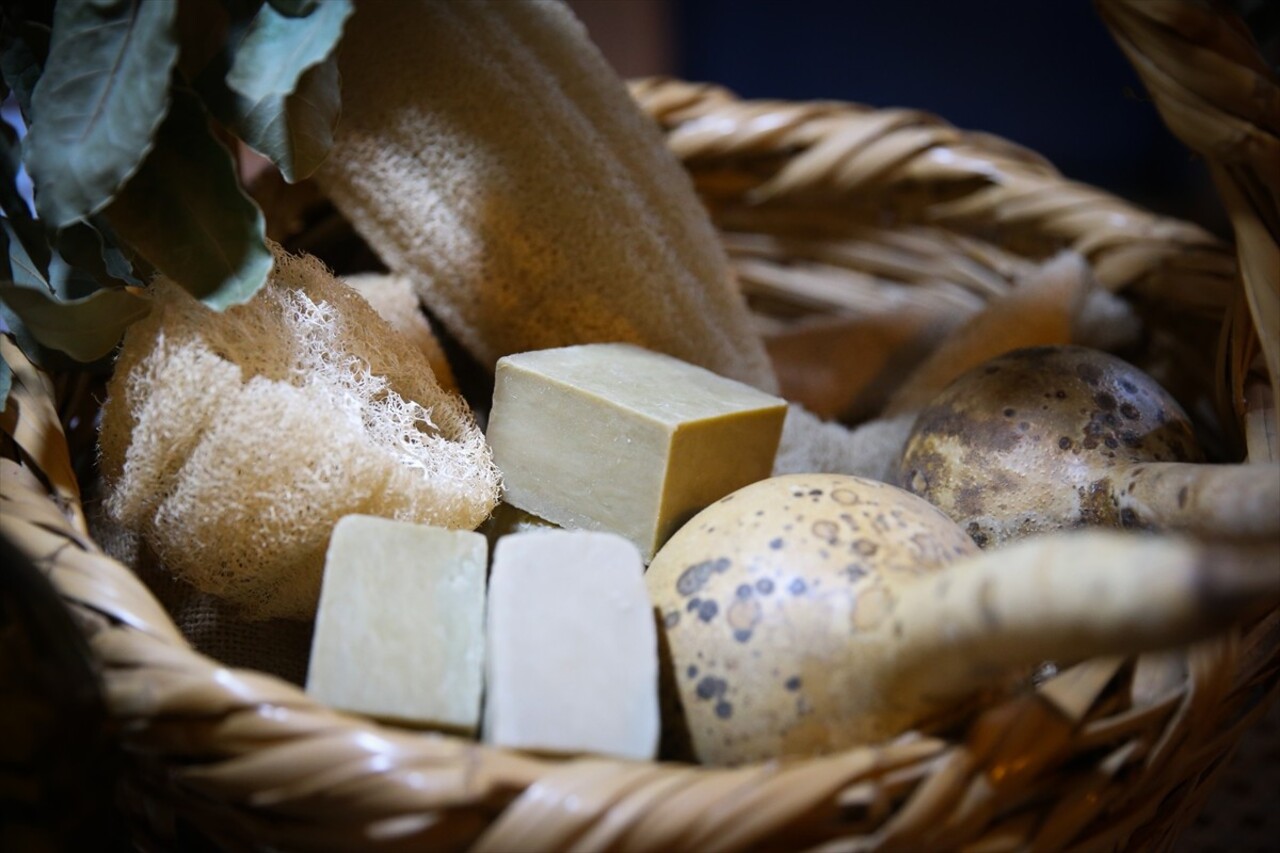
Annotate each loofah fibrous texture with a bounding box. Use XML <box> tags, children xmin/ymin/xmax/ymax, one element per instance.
<box><xmin>343</xmin><ymin>271</ymin><xmax>458</xmax><ymax>392</ymax></box>
<box><xmin>98</xmin><ymin>248</ymin><xmax>501</xmax><ymax>621</ymax></box>
<box><xmin>319</xmin><ymin>0</ymin><xmax>778</xmax><ymax>393</ymax></box>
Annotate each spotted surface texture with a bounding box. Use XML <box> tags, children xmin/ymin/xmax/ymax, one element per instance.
<box><xmin>646</xmin><ymin>474</ymin><xmax>978</xmax><ymax>766</ymax></box>
<box><xmin>899</xmin><ymin>346</ymin><xmax>1202</xmax><ymax>548</ymax></box>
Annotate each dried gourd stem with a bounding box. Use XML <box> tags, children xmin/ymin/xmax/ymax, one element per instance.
<box><xmin>1113</xmin><ymin>460</ymin><xmax>1280</xmax><ymax>540</ymax></box>
<box><xmin>887</xmin><ymin>533</ymin><xmax>1280</xmax><ymax>729</ymax></box>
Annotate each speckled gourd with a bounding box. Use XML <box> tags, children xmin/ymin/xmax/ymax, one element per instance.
<box><xmin>647</xmin><ymin>474</ymin><xmax>1280</xmax><ymax>766</ymax></box>
<box><xmin>899</xmin><ymin>345</ymin><xmax>1280</xmax><ymax>547</ymax></box>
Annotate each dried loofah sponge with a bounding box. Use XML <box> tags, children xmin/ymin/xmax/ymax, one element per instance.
<box><xmin>343</xmin><ymin>271</ymin><xmax>458</xmax><ymax>392</ymax></box>
<box><xmin>98</xmin><ymin>247</ymin><xmax>501</xmax><ymax>621</ymax></box>
<box><xmin>319</xmin><ymin>0</ymin><xmax>777</xmax><ymax>393</ymax></box>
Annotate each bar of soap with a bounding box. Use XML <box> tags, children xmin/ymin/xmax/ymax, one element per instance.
<box><xmin>487</xmin><ymin>343</ymin><xmax>786</xmax><ymax>560</ymax></box>
<box><xmin>306</xmin><ymin>515</ymin><xmax>487</xmax><ymax>731</ymax></box>
<box><xmin>484</xmin><ymin>530</ymin><xmax>658</xmax><ymax>760</ymax></box>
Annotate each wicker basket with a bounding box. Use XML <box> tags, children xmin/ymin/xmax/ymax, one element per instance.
<box><xmin>2</xmin><ymin>1</ymin><xmax>1277</xmax><ymax>849</ymax></box>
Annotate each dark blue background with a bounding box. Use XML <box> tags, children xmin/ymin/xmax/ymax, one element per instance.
<box><xmin>673</xmin><ymin>0</ymin><xmax>1224</xmax><ymax>233</ymax></box>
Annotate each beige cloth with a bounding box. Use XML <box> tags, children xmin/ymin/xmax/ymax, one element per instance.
<box><xmin>88</xmin><ymin>499</ymin><xmax>312</xmax><ymax>686</ymax></box>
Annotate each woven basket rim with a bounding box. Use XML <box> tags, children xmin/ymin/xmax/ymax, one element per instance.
<box><xmin>4</xmin><ymin>0</ymin><xmax>1279</xmax><ymax>849</ymax></box>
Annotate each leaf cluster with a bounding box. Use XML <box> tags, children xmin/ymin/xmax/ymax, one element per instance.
<box><xmin>0</xmin><ymin>0</ymin><xmax>352</xmax><ymax>406</ymax></box>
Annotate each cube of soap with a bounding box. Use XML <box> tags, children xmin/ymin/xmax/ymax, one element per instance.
<box><xmin>487</xmin><ymin>343</ymin><xmax>786</xmax><ymax>560</ymax></box>
<box><xmin>485</xmin><ymin>530</ymin><xmax>658</xmax><ymax>760</ymax></box>
<box><xmin>306</xmin><ymin>516</ymin><xmax>487</xmax><ymax>731</ymax></box>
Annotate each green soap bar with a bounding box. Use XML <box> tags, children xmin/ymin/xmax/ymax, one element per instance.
<box><xmin>486</xmin><ymin>343</ymin><xmax>787</xmax><ymax>561</ymax></box>
<box><xmin>306</xmin><ymin>515</ymin><xmax>487</xmax><ymax>732</ymax></box>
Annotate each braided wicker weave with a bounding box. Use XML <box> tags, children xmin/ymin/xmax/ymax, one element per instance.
<box><xmin>2</xmin><ymin>0</ymin><xmax>1277</xmax><ymax>849</ymax></box>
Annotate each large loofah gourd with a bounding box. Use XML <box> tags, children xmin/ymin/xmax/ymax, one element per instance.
<box><xmin>319</xmin><ymin>0</ymin><xmax>777</xmax><ymax>393</ymax></box>
<box><xmin>98</xmin><ymin>247</ymin><xmax>501</xmax><ymax>621</ymax></box>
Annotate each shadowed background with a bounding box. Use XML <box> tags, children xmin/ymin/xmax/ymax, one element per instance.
<box><xmin>568</xmin><ymin>0</ymin><xmax>1227</xmax><ymax>236</ymax></box>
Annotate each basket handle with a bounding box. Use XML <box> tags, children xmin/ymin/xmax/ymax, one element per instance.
<box><xmin>1097</xmin><ymin>0</ymin><xmax>1280</xmax><ymax>451</ymax></box>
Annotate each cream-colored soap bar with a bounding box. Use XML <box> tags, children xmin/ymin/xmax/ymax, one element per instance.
<box><xmin>487</xmin><ymin>343</ymin><xmax>786</xmax><ymax>560</ymax></box>
<box><xmin>484</xmin><ymin>530</ymin><xmax>658</xmax><ymax>759</ymax></box>
<box><xmin>306</xmin><ymin>515</ymin><xmax>486</xmax><ymax>731</ymax></box>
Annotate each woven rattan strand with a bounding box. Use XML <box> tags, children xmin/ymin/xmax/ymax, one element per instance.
<box><xmin>2</xmin><ymin>0</ymin><xmax>1277</xmax><ymax>849</ymax></box>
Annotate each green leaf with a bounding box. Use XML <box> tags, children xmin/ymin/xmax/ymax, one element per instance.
<box><xmin>2</xmin><ymin>219</ymin><xmax>49</xmax><ymax>290</ymax></box>
<box><xmin>3</xmin><ymin>121</ymin><xmax>141</xmax><ymax>299</ymax></box>
<box><xmin>208</xmin><ymin>53</ymin><xmax>339</xmax><ymax>182</ymax></box>
<box><xmin>0</xmin><ymin>20</ymin><xmax>50</xmax><ymax>120</ymax></box>
<box><xmin>0</xmin><ymin>297</ymin><xmax>41</xmax><ymax>360</ymax></box>
<box><xmin>201</xmin><ymin>0</ymin><xmax>348</xmax><ymax>181</ymax></box>
<box><xmin>267</xmin><ymin>0</ymin><xmax>320</xmax><ymax>17</ymax></box>
<box><xmin>47</xmin><ymin>252</ymin><xmax>102</xmax><ymax>300</ymax></box>
<box><xmin>25</xmin><ymin>0</ymin><xmax>180</xmax><ymax>228</ymax></box>
<box><xmin>0</xmin><ymin>354</ymin><xmax>11</xmax><ymax>413</ymax></box>
<box><xmin>105</xmin><ymin>85</ymin><xmax>272</xmax><ymax>310</ymax></box>
<box><xmin>0</xmin><ymin>116</ymin><xmax>50</xmax><ymax>283</ymax></box>
<box><xmin>0</xmin><ymin>281</ymin><xmax>149</xmax><ymax>362</ymax></box>
<box><xmin>54</xmin><ymin>219</ymin><xmax>142</xmax><ymax>289</ymax></box>
<box><xmin>0</xmin><ymin>295</ymin><xmax>118</xmax><ymax>379</ymax></box>
<box><xmin>225</xmin><ymin>0</ymin><xmax>351</xmax><ymax>100</ymax></box>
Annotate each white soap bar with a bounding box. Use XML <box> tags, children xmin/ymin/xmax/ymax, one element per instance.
<box><xmin>306</xmin><ymin>515</ymin><xmax>487</xmax><ymax>731</ymax></box>
<box><xmin>484</xmin><ymin>530</ymin><xmax>659</xmax><ymax>759</ymax></box>
<box><xmin>487</xmin><ymin>343</ymin><xmax>786</xmax><ymax>561</ymax></box>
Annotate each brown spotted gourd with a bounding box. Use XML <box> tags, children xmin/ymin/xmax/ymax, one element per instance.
<box><xmin>647</xmin><ymin>474</ymin><xmax>1280</xmax><ymax>766</ymax></box>
<box><xmin>899</xmin><ymin>345</ymin><xmax>1280</xmax><ymax>548</ymax></box>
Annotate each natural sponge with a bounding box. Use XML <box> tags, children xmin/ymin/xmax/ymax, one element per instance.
<box><xmin>319</xmin><ymin>0</ymin><xmax>777</xmax><ymax>393</ymax></box>
<box><xmin>343</xmin><ymin>271</ymin><xmax>458</xmax><ymax>393</ymax></box>
<box><xmin>98</xmin><ymin>247</ymin><xmax>501</xmax><ymax>621</ymax></box>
